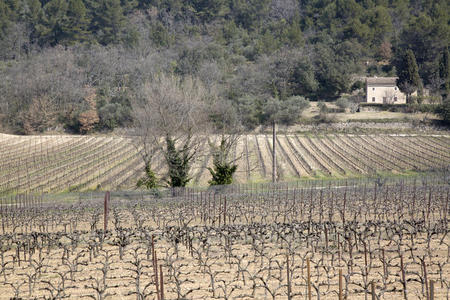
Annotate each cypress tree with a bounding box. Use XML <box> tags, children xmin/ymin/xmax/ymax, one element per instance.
<box><xmin>439</xmin><ymin>47</ymin><xmax>449</xmax><ymax>99</ymax></box>
<box><xmin>397</xmin><ymin>49</ymin><xmax>422</xmax><ymax>102</ymax></box>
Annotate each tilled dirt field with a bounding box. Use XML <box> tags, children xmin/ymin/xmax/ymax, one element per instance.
<box><xmin>0</xmin><ymin>180</ymin><xmax>449</xmax><ymax>299</ymax></box>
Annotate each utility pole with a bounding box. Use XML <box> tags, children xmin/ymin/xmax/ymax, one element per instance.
<box><xmin>272</xmin><ymin>120</ymin><xmax>276</xmax><ymax>183</ymax></box>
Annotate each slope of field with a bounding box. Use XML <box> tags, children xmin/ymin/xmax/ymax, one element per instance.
<box><xmin>0</xmin><ymin>133</ymin><xmax>449</xmax><ymax>194</ymax></box>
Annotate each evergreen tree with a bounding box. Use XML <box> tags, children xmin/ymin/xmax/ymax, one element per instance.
<box><xmin>399</xmin><ymin>14</ymin><xmax>449</xmax><ymax>85</ymax></box>
<box><xmin>136</xmin><ymin>162</ymin><xmax>158</xmax><ymax>189</ymax></box>
<box><xmin>363</xmin><ymin>6</ymin><xmax>392</xmax><ymax>50</ymax></box>
<box><xmin>165</xmin><ymin>135</ymin><xmax>193</xmax><ymax>188</ymax></box>
<box><xmin>40</xmin><ymin>0</ymin><xmax>68</xmax><ymax>46</ymax></box>
<box><xmin>436</xmin><ymin>98</ymin><xmax>450</xmax><ymax>123</ymax></box>
<box><xmin>4</xmin><ymin>0</ymin><xmax>19</xmax><ymax>21</ymax></box>
<box><xmin>191</xmin><ymin>0</ymin><xmax>227</xmax><ymax>23</ymax></box>
<box><xmin>120</xmin><ymin>0</ymin><xmax>137</xmax><ymax>14</ymax></box>
<box><xmin>396</xmin><ymin>49</ymin><xmax>422</xmax><ymax>102</ymax></box>
<box><xmin>61</xmin><ymin>0</ymin><xmax>89</xmax><ymax>44</ymax></box>
<box><xmin>281</xmin><ymin>17</ymin><xmax>303</xmax><ymax>47</ymax></box>
<box><xmin>231</xmin><ymin>0</ymin><xmax>271</xmax><ymax>30</ymax></box>
<box><xmin>95</xmin><ymin>0</ymin><xmax>125</xmax><ymax>44</ymax></box>
<box><xmin>0</xmin><ymin>0</ymin><xmax>11</xmax><ymax>38</ymax></box>
<box><xmin>149</xmin><ymin>21</ymin><xmax>173</xmax><ymax>47</ymax></box>
<box><xmin>25</xmin><ymin>0</ymin><xmax>45</xmax><ymax>43</ymax></box>
<box><xmin>208</xmin><ymin>160</ymin><xmax>237</xmax><ymax>186</ymax></box>
<box><xmin>439</xmin><ymin>47</ymin><xmax>450</xmax><ymax>98</ymax></box>
<box><xmin>314</xmin><ymin>42</ymin><xmax>357</xmax><ymax>99</ymax></box>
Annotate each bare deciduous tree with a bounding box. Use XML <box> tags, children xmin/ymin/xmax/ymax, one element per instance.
<box><xmin>207</xmin><ymin>100</ymin><xmax>243</xmax><ymax>186</ymax></box>
<box><xmin>131</xmin><ymin>73</ymin><xmax>210</xmax><ymax>187</ymax></box>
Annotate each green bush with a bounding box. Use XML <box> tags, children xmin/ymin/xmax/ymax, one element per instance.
<box><xmin>336</xmin><ymin>97</ymin><xmax>350</xmax><ymax>111</ymax></box>
<box><xmin>97</xmin><ymin>102</ymin><xmax>132</xmax><ymax>130</ymax></box>
<box><xmin>318</xmin><ymin>101</ymin><xmax>328</xmax><ymax>114</ymax></box>
<box><xmin>406</xmin><ymin>103</ymin><xmax>439</xmax><ymax>113</ymax></box>
<box><xmin>137</xmin><ymin>163</ymin><xmax>158</xmax><ymax>189</ymax></box>
<box><xmin>436</xmin><ymin>99</ymin><xmax>450</xmax><ymax>123</ymax></box>
<box><xmin>262</xmin><ymin>96</ymin><xmax>310</xmax><ymax>125</ymax></box>
<box><xmin>234</xmin><ymin>95</ymin><xmax>262</xmax><ymax>130</ymax></box>
<box><xmin>208</xmin><ymin>161</ymin><xmax>237</xmax><ymax>186</ymax></box>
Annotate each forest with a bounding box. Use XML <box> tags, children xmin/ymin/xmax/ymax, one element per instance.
<box><xmin>0</xmin><ymin>0</ymin><xmax>449</xmax><ymax>134</ymax></box>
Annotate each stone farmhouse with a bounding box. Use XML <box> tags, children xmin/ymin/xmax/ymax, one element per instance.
<box><xmin>365</xmin><ymin>77</ymin><xmax>410</xmax><ymax>104</ymax></box>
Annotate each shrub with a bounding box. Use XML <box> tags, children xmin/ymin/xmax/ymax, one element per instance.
<box><xmin>262</xmin><ymin>96</ymin><xmax>310</xmax><ymax>125</ymax></box>
<box><xmin>436</xmin><ymin>99</ymin><xmax>450</xmax><ymax>123</ymax></box>
<box><xmin>234</xmin><ymin>95</ymin><xmax>262</xmax><ymax>130</ymax></box>
<box><xmin>351</xmin><ymin>80</ymin><xmax>365</xmax><ymax>91</ymax></box>
<box><xmin>208</xmin><ymin>161</ymin><xmax>237</xmax><ymax>186</ymax></box>
<box><xmin>98</xmin><ymin>102</ymin><xmax>132</xmax><ymax>130</ymax></box>
<box><xmin>317</xmin><ymin>101</ymin><xmax>328</xmax><ymax>114</ymax></box>
<box><xmin>335</xmin><ymin>97</ymin><xmax>349</xmax><ymax>111</ymax></box>
<box><xmin>136</xmin><ymin>163</ymin><xmax>158</xmax><ymax>189</ymax></box>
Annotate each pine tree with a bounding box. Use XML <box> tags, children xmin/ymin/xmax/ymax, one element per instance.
<box><xmin>96</xmin><ymin>0</ymin><xmax>125</xmax><ymax>44</ymax></box>
<box><xmin>25</xmin><ymin>0</ymin><xmax>45</xmax><ymax>43</ymax></box>
<box><xmin>40</xmin><ymin>0</ymin><xmax>68</xmax><ymax>45</ymax></box>
<box><xmin>61</xmin><ymin>0</ymin><xmax>89</xmax><ymax>44</ymax></box>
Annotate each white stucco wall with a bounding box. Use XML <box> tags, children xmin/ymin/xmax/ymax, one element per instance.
<box><xmin>366</xmin><ymin>84</ymin><xmax>407</xmax><ymax>104</ymax></box>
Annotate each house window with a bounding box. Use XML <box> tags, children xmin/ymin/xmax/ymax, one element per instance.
<box><xmin>394</xmin><ymin>97</ymin><xmax>397</xmax><ymax>102</ymax></box>
<box><xmin>372</xmin><ymin>97</ymin><xmax>375</xmax><ymax>102</ymax></box>
<box><xmin>383</xmin><ymin>97</ymin><xmax>387</xmax><ymax>103</ymax></box>
<box><xmin>372</xmin><ymin>87</ymin><xmax>375</xmax><ymax>91</ymax></box>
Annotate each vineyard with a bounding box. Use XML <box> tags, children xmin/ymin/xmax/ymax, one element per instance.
<box><xmin>0</xmin><ymin>177</ymin><xmax>448</xmax><ymax>299</ymax></box>
<box><xmin>0</xmin><ymin>133</ymin><xmax>449</xmax><ymax>194</ymax></box>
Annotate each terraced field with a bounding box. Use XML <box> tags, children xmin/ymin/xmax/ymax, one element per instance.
<box><xmin>0</xmin><ymin>133</ymin><xmax>449</xmax><ymax>194</ymax></box>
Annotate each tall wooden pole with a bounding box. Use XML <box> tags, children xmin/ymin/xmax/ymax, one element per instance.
<box><xmin>104</xmin><ymin>191</ymin><xmax>110</xmax><ymax>233</ymax></box>
<box><xmin>307</xmin><ymin>258</ymin><xmax>311</xmax><ymax>300</ymax></box>
<box><xmin>272</xmin><ymin>120</ymin><xmax>276</xmax><ymax>183</ymax></box>
<box><xmin>429</xmin><ymin>280</ymin><xmax>434</xmax><ymax>300</ymax></box>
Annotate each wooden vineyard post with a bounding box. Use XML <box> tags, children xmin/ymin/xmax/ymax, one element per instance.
<box><xmin>104</xmin><ymin>191</ymin><xmax>110</xmax><ymax>233</ymax></box>
<box><xmin>371</xmin><ymin>281</ymin><xmax>376</xmax><ymax>300</ymax></box>
<box><xmin>400</xmin><ymin>255</ymin><xmax>407</xmax><ymax>300</ymax></box>
<box><xmin>339</xmin><ymin>269</ymin><xmax>343</xmax><ymax>300</ymax></box>
<box><xmin>151</xmin><ymin>235</ymin><xmax>155</xmax><ymax>262</ymax></box>
<box><xmin>307</xmin><ymin>258</ymin><xmax>311</xmax><ymax>300</ymax></box>
<box><xmin>160</xmin><ymin>265</ymin><xmax>164</xmax><ymax>300</ymax></box>
<box><xmin>224</xmin><ymin>196</ymin><xmax>227</xmax><ymax>226</ymax></box>
<box><xmin>429</xmin><ymin>280</ymin><xmax>434</xmax><ymax>300</ymax></box>
<box><xmin>272</xmin><ymin>120</ymin><xmax>276</xmax><ymax>183</ymax></box>
<box><xmin>423</xmin><ymin>259</ymin><xmax>429</xmax><ymax>300</ymax></box>
<box><xmin>154</xmin><ymin>251</ymin><xmax>160</xmax><ymax>300</ymax></box>
<box><xmin>219</xmin><ymin>196</ymin><xmax>222</xmax><ymax>227</ymax></box>
<box><xmin>286</xmin><ymin>254</ymin><xmax>291</xmax><ymax>300</ymax></box>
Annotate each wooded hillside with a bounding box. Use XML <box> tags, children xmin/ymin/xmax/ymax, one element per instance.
<box><xmin>0</xmin><ymin>0</ymin><xmax>449</xmax><ymax>133</ymax></box>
